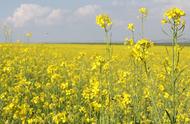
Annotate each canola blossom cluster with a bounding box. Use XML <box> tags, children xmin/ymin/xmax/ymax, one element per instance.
<box><xmin>139</xmin><ymin>7</ymin><xmax>148</xmax><ymax>16</ymax></box>
<box><xmin>128</xmin><ymin>23</ymin><xmax>135</xmax><ymax>31</ymax></box>
<box><xmin>96</xmin><ymin>14</ymin><xmax>112</xmax><ymax>30</ymax></box>
<box><xmin>124</xmin><ymin>37</ymin><xmax>134</xmax><ymax>46</ymax></box>
<box><xmin>131</xmin><ymin>38</ymin><xmax>153</xmax><ymax>62</ymax></box>
<box><xmin>162</xmin><ymin>7</ymin><xmax>186</xmax><ymax>25</ymax></box>
<box><xmin>164</xmin><ymin>8</ymin><xmax>185</xmax><ymax>20</ymax></box>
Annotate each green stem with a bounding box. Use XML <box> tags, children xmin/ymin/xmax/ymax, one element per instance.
<box><xmin>132</xmin><ymin>31</ymin><xmax>135</xmax><ymax>42</ymax></box>
<box><xmin>141</xmin><ymin>14</ymin><xmax>144</xmax><ymax>38</ymax></box>
<box><xmin>105</xmin><ymin>31</ymin><xmax>110</xmax><ymax>58</ymax></box>
<box><xmin>105</xmin><ymin>28</ymin><xmax>112</xmax><ymax>123</ymax></box>
<box><xmin>172</xmin><ymin>22</ymin><xmax>177</xmax><ymax>124</ymax></box>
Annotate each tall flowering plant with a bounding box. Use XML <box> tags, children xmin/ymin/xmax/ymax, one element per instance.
<box><xmin>96</xmin><ymin>14</ymin><xmax>112</xmax><ymax>58</ymax></box>
<box><xmin>162</xmin><ymin>7</ymin><xmax>186</xmax><ymax>124</ymax></box>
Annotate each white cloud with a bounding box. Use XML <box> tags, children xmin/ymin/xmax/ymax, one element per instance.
<box><xmin>7</xmin><ymin>4</ymin><xmax>101</xmax><ymax>27</ymax></box>
<box><xmin>74</xmin><ymin>4</ymin><xmax>100</xmax><ymax>17</ymax></box>
<box><xmin>36</xmin><ymin>9</ymin><xmax>65</xmax><ymax>25</ymax></box>
<box><xmin>7</xmin><ymin>4</ymin><xmax>66</xmax><ymax>27</ymax></box>
<box><xmin>45</xmin><ymin>9</ymin><xmax>63</xmax><ymax>25</ymax></box>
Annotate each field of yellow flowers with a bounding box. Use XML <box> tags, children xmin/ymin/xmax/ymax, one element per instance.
<box><xmin>0</xmin><ymin>6</ymin><xmax>190</xmax><ymax>124</ymax></box>
<box><xmin>0</xmin><ymin>43</ymin><xmax>190</xmax><ymax>124</ymax></box>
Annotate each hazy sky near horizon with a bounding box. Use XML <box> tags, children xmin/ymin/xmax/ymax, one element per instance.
<box><xmin>0</xmin><ymin>0</ymin><xmax>190</xmax><ymax>43</ymax></box>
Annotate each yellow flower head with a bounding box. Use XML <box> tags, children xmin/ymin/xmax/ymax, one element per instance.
<box><xmin>159</xmin><ymin>84</ymin><xmax>165</xmax><ymax>91</ymax></box>
<box><xmin>139</xmin><ymin>7</ymin><xmax>148</xmax><ymax>16</ymax></box>
<box><xmin>164</xmin><ymin>7</ymin><xmax>185</xmax><ymax>21</ymax></box>
<box><xmin>128</xmin><ymin>23</ymin><xmax>135</xmax><ymax>31</ymax></box>
<box><xmin>91</xmin><ymin>101</ymin><xmax>101</xmax><ymax>111</ymax></box>
<box><xmin>124</xmin><ymin>37</ymin><xmax>134</xmax><ymax>46</ymax></box>
<box><xmin>136</xmin><ymin>38</ymin><xmax>153</xmax><ymax>49</ymax></box>
<box><xmin>132</xmin><ymin>38</ymin><xmax>153</xmax><ymax>61</ymax></box>
<box><xmin>96</xmin><ymin>14</ymin><xmax>112</xmax><ymax>29</ymax></box>
<box><xmin>25</xmin><ymin>32</ymin><xmax>33</xmax><ymax>38</ymax></box>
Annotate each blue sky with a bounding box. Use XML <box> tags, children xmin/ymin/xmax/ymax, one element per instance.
<box><xmin>0</xmin><ymin>0</ymin><xmax>190</xmax><ymax>43</ymax></box>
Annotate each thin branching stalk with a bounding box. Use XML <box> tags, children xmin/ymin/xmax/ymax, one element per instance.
<box><xmin>141</xmin><ymin>14</ymin><xmax>144</xmax><ymax>38</ymax></box>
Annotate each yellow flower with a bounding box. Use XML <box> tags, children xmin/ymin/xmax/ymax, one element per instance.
<box><xmin>25</xmin><ymin>32</ymin><xmax>33</xmax><ymax>38</ymax></box>
<box><xmin>144</xmin><ymin>88</ymin><xmax>150</xmax><ymax>98</ymax></box>
<box><xmin>139</xmin><ymin>7</ymin><xmax>148</xmax><ymax>16</ymax></box>
<box><xmin>53</xmin><ymin>112</ymin><xmax>67</xmax><ymax>124</ymax></box>
<box><xmin>159</xmin><ymin>84</ymin><xmax>164</xmax><ymax>91</ymax></box>
<box><xmin>31</xmin><ymin>96</ymin><xmax>40</xmax><ymax>104</ymax></box>
<box><xmin>128</xmin><ymin>23</ymin><xmax>135</xmax><ymax>31</ymax></box>
<box><xmin>122</xmin><ymin>93</ymin><xmax>131</xmax><ymax>105</ymax></box>
<box><xmin>164</xmin><ymin>92</ymin><xmax>170</xmax><ymax>99</ymax></box>
<box><xmin>3</xmin><ymin>103</ymin><xmax>15</xmax><ymax>114</ymax></box>
<box><xmin>96</xmin><ymin>14</ymin><xmax>112</xmax><ymax>29</ymax></box>
<box><xmin>79</xmin><ymin>106</ymin><xmax>86</xmax><ymax>114</ymax></box>
<box><xmin>164</xmin><ymin>7</ymin><xmax>185</xmax><ymax>20</ymax></box>
<box><xmin>136</xmin><ymin>38</ymin><xmax>153</xmax><ymax>49</ymax></box>
<box><xmin>163</xmin><ymin>7</ymin><xmax>186</xmax><ymax>25</ymax></box>
<box><xmin>124</xmin><ymin>37</ymin><xmax>134</xmax><ymax>46</ymax></box>
<box><xmin>86</xmin><ymin>117</ymin><xmax>95</xmax><ymax>124</ymax></box>
<box><xmin>132</xmin><ymin>38</ymin><xmax>153</xmax><ymax>61</ymax></box>
<box><xmin>91</xmin><ymin>101</ymin><xmax>101</xmax><ymax>111</ymax></box>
